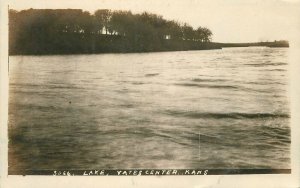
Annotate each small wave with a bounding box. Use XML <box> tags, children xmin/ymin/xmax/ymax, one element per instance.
<box><xmin>10</xmin><ymin>83</ymin><xmax>40</xmax><ymax>87</ymax></box>
<box><xmin>244</xmin><ymin>62</ymin><xmax>287</xmax><ymax>67</ymax></box>
<box><xmin>264</xmin><ymin>69</ymin><xmax>287</xmax><ymax>72</ymax></box>
<box><xmin>48</xmin><ymin>85</ymin><xmax>83</xmax><ymax>89</ymax></box>
<box><xmin>10</xmin><ymin>83</ymin><xmax>83</xmax><ymax>90</ymax></box>
<box><xmin>145</xmin><ymin>73</ymin><xmax>159</xmax><ymax>77</ymax></box>
<box><xmin>165</xmin><ymin>110</ymin><xmax>290</xmax><ymax>119</ymax></box>
<box><xmin>175</xmin><ymin>83</ymin><xmax>238</xmax><ymax>89</ymax></box>
<box><xmin>16</xmin><ymin>104</ymin><xmax>62</xmax><ymax>111</ymax></box>
<box><xmin>132</xmin><ymin>81</ymin><xmax>145</xmax><ymax>85</ymax></box>
<box><xmin>244</xmin><ymin>81</ymin><xmax>286</xmax><ymax>85</ymax></box>
<box><xmin>115</xmin><ymin>89</ymin><xmax>139</xmax><ymax>94</ymax></box>
<box><xmin>119</xmin><ymin>104</ymin><xmax>135</xmax><ymax>108</ymax></box>
<box><xmin>175</xmin><ymin>82</ymin><xmax>284</xmax><ymax>93</ymax></box>
<box><xmin>192</xmin><ymin>78</ymin><xmax>227</xmax><ymax>83</ymax></box>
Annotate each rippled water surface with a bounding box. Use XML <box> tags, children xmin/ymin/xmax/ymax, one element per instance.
<box><xmin>8</xmin><ymin>47</ymin><xmax>290</xmax><ymax>173</ymax></box>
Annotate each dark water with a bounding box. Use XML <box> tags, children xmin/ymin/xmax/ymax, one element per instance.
<box><xmin>8</xmin><ymin>47</ymin><xmax>290</xmax><ymax>173</ymax></box>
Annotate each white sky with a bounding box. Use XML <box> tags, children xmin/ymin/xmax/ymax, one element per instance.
<box><xmin>7</xmin><ymin>0</ymin><xmax>300</xmax><ymax>43</ymax></box>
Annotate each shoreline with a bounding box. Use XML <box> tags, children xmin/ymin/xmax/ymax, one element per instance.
<box><xmin>9</xmin><ymin>41</ymin><xmax>289</xmax><ymax>56</ymax></box>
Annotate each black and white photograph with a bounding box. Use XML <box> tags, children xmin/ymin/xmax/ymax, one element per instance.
<box><xmin>1</xmin><ymin>0</ymin><xmax>300</xmax><ymax>187</ymax></box>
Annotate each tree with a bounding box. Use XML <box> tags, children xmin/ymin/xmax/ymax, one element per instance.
<box><xmin>166</xmin><ymin>21</ymin><xmax>183</xmax><ymax>40</ymax></box>
<box><xmin>182</xmin><ymin>23</ymin><xmax>194</xmax><ymax>40</ymax></box>
<box><xmin>195</xmin><ymin>27</ymin><xmax>212</xmax><ymax>42</ymax></box>
<box><xmin>110</xmin><ymin>10</ymin><xmax>133</xmax><ymax>36</ymax></box>
<box><xmin>9</xmin><ymin>8</ymin><xmax>214</xmax><ymax>54</ymax></box>
<box><xmin>94</xmin><ymin>9</ymin><xmax>112</xmax><ymax>34</ymax></box>
<box><xmin>78</xmin><ymin>11</ymin><xmax>94</xmax><ymax>34</ymax></box>
<box><xmin>201</xmin><ymin>27</ymin><xmax>212</xmax><ymax>42</ymax></box>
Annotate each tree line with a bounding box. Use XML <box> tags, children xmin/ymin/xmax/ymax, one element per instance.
<box><xmin>9</xmin><ymin>9</ymin><xmax>214</xmax><ymax>55</ymax></box>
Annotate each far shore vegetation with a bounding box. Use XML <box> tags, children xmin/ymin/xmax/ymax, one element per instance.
<box><xmin>9</xmin><ymin>9</ymin><xmax>289</xmax><ymax>55</ymax></box>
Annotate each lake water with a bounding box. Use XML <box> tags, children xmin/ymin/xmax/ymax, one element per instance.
<box><xmin>8</xmin><ymin>47</ymin><xmax>290</xmax><ymax>173</ymax></box>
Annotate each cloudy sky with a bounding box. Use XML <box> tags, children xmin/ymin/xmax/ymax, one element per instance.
<box><xmin>7</xmin><ymin>0</ymin><xmax>300</xmax><ymax>43</ymax></box>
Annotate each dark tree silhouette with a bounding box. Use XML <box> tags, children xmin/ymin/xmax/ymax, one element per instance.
<box><xmin>9</xmin><ymin>8</ymin><xmax>217</xmax><ymax>55</ymax></box>
<box><xmin>94</xmin><ymin>9</ymin><xmax>111</xmax><ymax>34</ymax></box>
